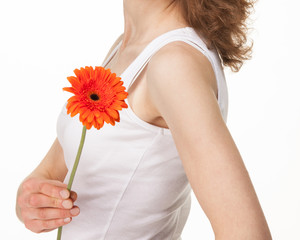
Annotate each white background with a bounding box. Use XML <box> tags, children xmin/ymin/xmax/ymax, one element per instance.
<box><xmin>0</xmin><ymin>0</ymin><xmax>299</xmax><ymax>239</ymax></box>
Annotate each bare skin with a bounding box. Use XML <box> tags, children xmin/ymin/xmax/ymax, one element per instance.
<box><xmin>16</xmin><ymin>0</ymin><xmax>272</xmax><ymax>238</ymax></box>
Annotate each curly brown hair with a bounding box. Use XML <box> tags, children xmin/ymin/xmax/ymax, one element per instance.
<box><xmin>175</xmin><ymin>0</ymin><xmax>255</xmax><ymax>72</ymax></box>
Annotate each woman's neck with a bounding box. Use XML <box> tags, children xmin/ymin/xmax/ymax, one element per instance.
<box><xmin>121</xmin><ymin>0</ymin><xmax>187</xmax><ymax>49</ymax></box>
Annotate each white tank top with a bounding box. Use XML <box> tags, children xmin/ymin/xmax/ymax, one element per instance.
<box><xmin>57</xmin><ymin>27</ymin><xmax>228</xmax><ymax>240</ymax></box>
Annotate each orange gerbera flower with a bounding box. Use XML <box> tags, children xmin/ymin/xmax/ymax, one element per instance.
<box><xmin>63</xmin><ymin>66</ymin><xmax>128</xmax><ymax>130</ymax></box>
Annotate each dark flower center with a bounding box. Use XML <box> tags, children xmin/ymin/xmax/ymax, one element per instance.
<box><xmin>90</xmin><ymin>93</ymin><xmax>100</xmax><ymax>101</ymax></box>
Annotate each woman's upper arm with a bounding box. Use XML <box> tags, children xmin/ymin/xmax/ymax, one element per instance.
<box><xmin>29</xmin><ymin>138</ymin><xmax>68</xmax><ymax>182</ymax></box>
<box><xmin>146</xmin><ymin>43</ymin><xmax>272</xmax><ymax>239</ymax></box>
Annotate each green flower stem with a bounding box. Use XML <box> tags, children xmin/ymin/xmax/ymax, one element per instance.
<box><xmin>57</xmin><ymin>126</ymin><xmax>87</xmax><ymax>240</ymax></box>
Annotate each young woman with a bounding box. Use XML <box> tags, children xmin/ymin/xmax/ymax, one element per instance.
<box><xmin>16</xmin><ymin>0</ymin><xmax>272</xmax><ymax>239</ymax></box>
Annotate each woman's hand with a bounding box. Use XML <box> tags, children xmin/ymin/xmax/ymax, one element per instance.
<box><xmin>16</xmin><ymin>177</ymin><xmax>80</xmax><ymax>233</ymax></box>
<box><xmin>16</xmin><ymin>138</ymin><xmax>79</xmax><ymax>233</ymax></box>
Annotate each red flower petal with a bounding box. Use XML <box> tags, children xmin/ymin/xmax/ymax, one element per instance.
<box><xmin>87</xmin><ymin>112</ymin><xmax>94</xmax><ymax>123</ymax></box>
<box><xmin>106</xmin><ymin>108</ymin><xmax>119</xmax><ymax>120</ymax></box>
<box><xmin>63</xmin><ymin>66</ymin><xmax>128</xmax><ymax>129</ymax></box>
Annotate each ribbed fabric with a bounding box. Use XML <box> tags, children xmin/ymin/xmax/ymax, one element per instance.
<box><xmin>56</xmin><ymin>27</ymin><xmax>228</xmax><ymax>240</ymax></box>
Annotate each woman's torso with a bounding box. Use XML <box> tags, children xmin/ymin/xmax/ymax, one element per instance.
<box><xmin>57</xmin><ymin>27</ymin><xmax>228</xmax><ymax>239</ymax></box>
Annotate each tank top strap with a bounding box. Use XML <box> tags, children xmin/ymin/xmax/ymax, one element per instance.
<box><xmin>102</xmin><ymin>40</ymin><xmax>123</xmax><ymax>68</ymax></box>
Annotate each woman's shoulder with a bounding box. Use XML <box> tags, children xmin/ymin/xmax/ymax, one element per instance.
<box><xmin>146</xmin><ymin>40</ymin><xmax>218</xmax><ymax>99</ymax></box>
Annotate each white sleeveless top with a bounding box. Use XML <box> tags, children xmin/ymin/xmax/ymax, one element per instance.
<box><xmin>57</xmin><ymin>27</ymin><xmax>228</xmax><ymax>240</ymax></box>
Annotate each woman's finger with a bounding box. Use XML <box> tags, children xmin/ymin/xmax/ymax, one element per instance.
<box><xmin>23</xmin><ymin>206</ymin><xmax>80</xmax><ymax>220</ymax></box>
<box><xmin>24</xmin><ymin>217</ymin><xmax>72</xmax><ymax>233</ymax></box>
<box><xmin>25</xmin><ymin>193</ymin><xmax>73</xmax><ymax>209</ymax></box>
<box><xmin>22</xmin><ymin>178</ymin><xmax>69</xmax><ymax>199</ymax></box>
<box><xmin>70</xmin><ymin>191</ymin><xmax>77</xmax><ymax>202</ymax></box>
